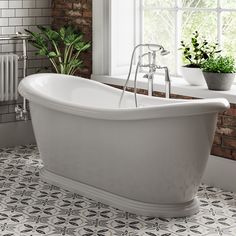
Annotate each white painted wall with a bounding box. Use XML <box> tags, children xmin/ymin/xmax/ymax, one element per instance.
<box><xmin>93</xmin><ymin>0</ymin><xmax>139</xmax><ymax>76</ymax></box>
<box><xmin>203</xmin><ymin>155</ymin><xmax>236</xmax><ymax>193</ymax></box>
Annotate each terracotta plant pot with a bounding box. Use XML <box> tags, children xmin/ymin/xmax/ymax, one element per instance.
<box><xmin>181</xmin><ymin>66</ymin><xmax>206</xmax><ymax>86</ymax></box>
<box><xmin>203</xmin><ymin>72</ymin><xmax>235</xmax><ymax>91</ymax></box>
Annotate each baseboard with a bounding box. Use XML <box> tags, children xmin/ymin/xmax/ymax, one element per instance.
<box><xmin>0</xmin><ymin>121</ymin><xmax>36</xmax><ymax>148</ymax></box>
<box><xmin>202</xmin><ymin>155</ymin><xmax>236</xmax><ymax>193</ymax></box>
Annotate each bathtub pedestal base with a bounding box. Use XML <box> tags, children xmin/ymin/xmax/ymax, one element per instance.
<box><xmin>40</xmin><ymin>168</ymin><xmax>200</xmax><ymax>218</ymax></box>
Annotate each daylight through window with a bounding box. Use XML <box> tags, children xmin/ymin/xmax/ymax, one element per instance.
<box><xmin>142</xmin><ymin>0</ymin><xmax>236</xmax><ymax>75</ymax></box>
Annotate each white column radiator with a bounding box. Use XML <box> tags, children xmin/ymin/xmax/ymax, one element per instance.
<box><xmin>0</xmin><ymin>54</ymin><xmax>18</xmax><ymax>102</ymax></box>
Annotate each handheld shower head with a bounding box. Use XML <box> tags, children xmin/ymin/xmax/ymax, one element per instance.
<box><xmin>160</xmin><ymin>49</ymin><xmax>170</xmax><ymax>56</ymax></box>
<box><xmin>147</xmin><ymin>44</ymin><xmax>170</xmax><ymax>56</ymax></box>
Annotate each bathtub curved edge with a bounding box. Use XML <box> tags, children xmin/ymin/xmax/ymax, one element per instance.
<box><xmin>40</xmin><ymin>167</ymin><xmax>200</xmax><ymax>218</ymax></box>
<box><xmin>18</xmin><ymin>73</ymin><xmax>229</xmax><ymax>120</ymax></box>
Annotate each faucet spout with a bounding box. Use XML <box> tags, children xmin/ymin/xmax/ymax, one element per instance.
<box><xmin>164</xmin><ymin>67</ymin><xmax>171</xmax><ymax>98</ymax></box>
<box><xmin>155</xmin><ymin>66</ymin><xmax>171</xmax><ymax>99</ymax></box>
<box><xmin>164</xmin><ymin>67</ymin><xmax>170</xmax><ymax>82</ymax></box>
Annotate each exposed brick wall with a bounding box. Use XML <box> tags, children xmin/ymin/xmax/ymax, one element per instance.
<box><xmin>51</xmin><ymin>0</ymin><xmax>92</xmax><ymax>78</ymax></box>
<box><xmin>110</xmin><ymin>84</ymin><xmax>236</xmax><ymax>161</ymax></box>
<box><xmin>212</xmin><ymin>104</ymin><xmax>236</xmax><ymax>160</ymax></box>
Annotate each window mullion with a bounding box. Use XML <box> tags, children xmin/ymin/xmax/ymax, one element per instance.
<box><xmin>175</xmin><ymin>0</ymin><xmax>182</xmax><ymax>76</ymax></box>
<box><xmin>139</xmin><ymin>0</ymin><xmax>144</xmax><ymax>66</ymax></box>
<box><xmin>217</xmin><ymin>0</ymin><xmax>222</xmax><ymax>48</ymax></box>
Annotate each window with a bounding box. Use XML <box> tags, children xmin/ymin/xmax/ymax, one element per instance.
<box><xmin>142</xmin><ymin>0</ymin><xmax>236</xmax><ymax>76</ymax></box>
<box><xmin>92</xmin><ymin>1</ymin><xmax>236</xmax><ymax>103</ymax></box>
<box><xmin>92</xmin><ymin>0</ymin><xmax>236</xmax><ymax>77</ymax></box>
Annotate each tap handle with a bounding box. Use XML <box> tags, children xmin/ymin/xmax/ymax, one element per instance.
<box><xmin>164</xmin><ymin>67</ymin><xmax>170</xmax><ymax>82</ymax></box>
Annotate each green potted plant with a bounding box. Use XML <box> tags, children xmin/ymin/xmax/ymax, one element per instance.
<box><xmin>201</xmin><ymin>56</ymin><xmax>236</xmax><ymax>91</ymax></box>
<box><xmin>25</xmin><ymin>26</ymin><xmax>90</xmax><ymax>75</ymax></box>
<box><xmin>180</xmin><ymin>31</ymin><xmax>220</xmax><ymax>86</ymax></box>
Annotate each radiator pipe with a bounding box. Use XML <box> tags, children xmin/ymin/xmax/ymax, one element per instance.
<box><xmin>22</xmin><ymin>37</ymin><xmax>28</xmax><ymax>120</ymax></box>
<box><xmin>13</xmin><ymin>32</ymin><xmax>29</xmax><ymax>121</ymax></box>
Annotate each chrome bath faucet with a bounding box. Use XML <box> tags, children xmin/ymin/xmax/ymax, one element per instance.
<box><xmin>119</xmin><ymin>44</ymin><xmax>171</xmax><ymax>108</ymax></box>
<box><xmin>140</xmin><ymin>49</ymin><xmax>171</xmax><ymax>98</ymax></box>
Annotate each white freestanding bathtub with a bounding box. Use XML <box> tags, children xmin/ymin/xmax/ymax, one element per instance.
<box><xmin>18</xmin><ymin>73</ymin><xmax>229</xmax><ymax>217</ymax></box>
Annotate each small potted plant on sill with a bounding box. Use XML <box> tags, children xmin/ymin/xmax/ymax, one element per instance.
<box><xmin>201</xmin><ymin>56</ymin><xmax>236</xmax><ymax>91</ymax></box>
<box><xmin>180</xmin><ymin>31</ymin><xmax>220</xmax><ymax>86</ymax></box>
<box><xmin>25</xmin><ymin>26</ymin><xmax>90</xmax><ymax>75</ymax></box>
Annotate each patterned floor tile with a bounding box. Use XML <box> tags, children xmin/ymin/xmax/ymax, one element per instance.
<box><xmin>0</xmin><ymin>145</ymin><xmax>236</xmax><ymax>236</ymax></box>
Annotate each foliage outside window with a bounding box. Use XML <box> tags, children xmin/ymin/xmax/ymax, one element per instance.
<box><xmin>142</xmin><ymin>0</ymin><xmax>236</xmax><ymax>76</ymax></box>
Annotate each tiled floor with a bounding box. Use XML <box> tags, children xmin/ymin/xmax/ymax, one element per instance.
<box><xmin>0</xmin><ymin>145</ymin><xmax>236</xmax><ymax>236</ymax></box>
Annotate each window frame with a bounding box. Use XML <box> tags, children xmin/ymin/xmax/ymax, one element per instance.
<box><xmin>92</xmin><ymin>0</ymin><xmax>236</xmax><ymax>77</ymax></box>
<box><xmin>140</xmin><ymin>0</ymin><xmax>236</xmax><ymax>76</ymax></box>
<box><xmin>92</xmin><ymin>0</ymin><xmax>236</xmax><ymax>103</ymax></box>
<box><xmin>93</xmin><ymin>0</ymin><xmax>140</xmax><ymax>77</ymax></box>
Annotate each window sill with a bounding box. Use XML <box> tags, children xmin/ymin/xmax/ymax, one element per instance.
<box><xmin>91</xmin><ymin>74</ymin><xmax>236</xmax><ymax>104</ymax></box>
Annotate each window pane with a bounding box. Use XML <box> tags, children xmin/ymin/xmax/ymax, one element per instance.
<box><xmin>143</xmin><ymin>0</ymin><xmax>175</xmax><ymax>8</ymax></box>
<box><xmin>182</xmin><ymin>11</ymin><xmax>217</xmax><ymax>43</ymax></box>
<box><xmin>222</xmin><ymin>12</ymin><xmax>236</xmax><ymax>58</ymax></box>
<box><xmin>181</xmin><ymin>0</ymin><xmax>217</xmax><ymax>8</ymax></box>
<box><xmin>221</xmin><ymin>0</ymin><xmax>236</xmax><ymax>9</ymax></box>
<box><xmin>143</xmin><ymin>10</ymin><xmax>176</xmax><ymax>73</ymax></box>
<box><xmin>142</xmin><ymin>1</ymin><xmax>236</xmax><ymax>76</ymax></box>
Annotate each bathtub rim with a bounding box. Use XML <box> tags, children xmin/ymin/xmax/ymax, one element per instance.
<box><xmin>40</xmin><ymin>167</ymin><xmax>200</xmax><ymax>218</ymax></box>
<box><xmin>19</xmin><ymin>73</ymin><xmax>230</xmax><ymax>120</ymax></box>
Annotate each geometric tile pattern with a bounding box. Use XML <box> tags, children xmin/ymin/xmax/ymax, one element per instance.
<box><xmin>0</xmin><ymin>145</ymin><xmax>236</xmax><ymax>236</ymax></box>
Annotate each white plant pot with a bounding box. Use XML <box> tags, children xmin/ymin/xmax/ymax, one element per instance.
<box><xmin>181</xmin><ymin>66</ymin><xmax>206</xmax><ymax>86</ymax></box>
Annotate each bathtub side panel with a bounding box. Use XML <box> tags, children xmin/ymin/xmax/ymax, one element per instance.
<box><xmin>30</xmin><ymin>102</ymin><xmax>217</xmax><ymax>204</ymax></box>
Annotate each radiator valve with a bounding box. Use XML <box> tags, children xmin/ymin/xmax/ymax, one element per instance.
<box><xmin>15</xmin><ymin>105</ymin><xmax>28</xmax><ymax>121</ymax></box>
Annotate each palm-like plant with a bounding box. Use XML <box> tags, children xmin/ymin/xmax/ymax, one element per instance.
<box><xmin>25</xmin><ymin>26</ymin><xmax>90</xmax><ymax>75</ymax></box>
